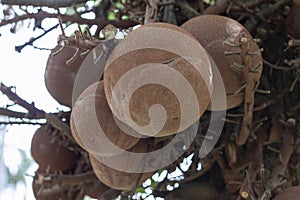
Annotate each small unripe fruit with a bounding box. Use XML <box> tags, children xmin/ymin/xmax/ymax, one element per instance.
<box><xmin>31</xmin><ymin>125</ymin><xmax>77</xmax><ymax>172</ymax></box>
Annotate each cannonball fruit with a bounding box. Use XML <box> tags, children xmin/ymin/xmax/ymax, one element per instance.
<box><xmin>70</xmin><ymin>81</ymin><xmax>141</xmax><ymax>156</ymax></box>
<box><xmin>45</xmin><ymin>44</ymin><xmax>86</xmax><ymax>107</ymax></box>
<box><xmin>83</xmin><ymin>181</ymin><xmax>117</xmax><ymax>199</ymax></box>
<box><xmin>71</xmin><ymin>39</ymin><xmax>120</xmax><ymax>105</ymax></box>
<box><xmin>39</xmin><ymin>19</ymin><xmax>264</xmax><ymax>198</ymax></box>
<box><xmin>31</xmin><ymin>125</ymin><xmax>77</xmax><ymax>172</ymax></box>
<box><xmin>181</xmin><ymin>15</ymin><xmax>263</xmax><ymax>110</ymax></box>
<box><xmin>103</xmin><ymin>22</ymin><xmax>213</xmax><ymax>137</ymax></box>
<box><xmin>285</xmin><ymin>1</ymin><xmax>300</xmax><ymax>38</ymax></box>
<box><xmin>165</xmin><ymin>181</ymin><xmax>219</xmax><ymax>200</ymax></box>
<box><xmin>273</xmin><ymin>186</ymin><xmax>300</xmax><ymax>200</ymax></box>
<box><xmin>89</xmin><ymin>139</ymin><xmax>153</xmax><ymax>190</ymax></box>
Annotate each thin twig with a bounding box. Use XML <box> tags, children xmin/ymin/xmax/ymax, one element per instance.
<box><xmin>15</xmin><ymin>24</ymin><xmax>58</xmax><ymax>53</ymax></box>
<box><xmin>1</xmin><ymin>0</ymin><xmax>87</xmax><ymax>8</ymax></box>
<box><xmin>263</xmin><ymin>59</ymin><xmax>294</xmax><ymax>71</ymax></box>
<box><xmin>0</xmin><ymin>82</ymin><xmax>74</xmax><ymax>141</ymax></box>
<box><xmin>0</xmin><ymin>121</ymin><xmax>45</xmax><ymax>125</ymax></box>
<box><xmin>0</xmin><ymin>10</ymin><xmax>138</xmax><ymax>29</ymax></box>
<box><xmin>203</xmin><ymin>0</ymin><xmax>230</xmax><ymax>14</ymax></box>
<box><xmin>0</xmin><ymin>82</ymin><xmax>45</xmax><ymax>118</ymax></box>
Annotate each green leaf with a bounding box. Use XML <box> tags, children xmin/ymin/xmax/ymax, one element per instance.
<box><xmin>78</xmin><ymin>24</ymin><xmax>88</xmax><ymax>33</ymax></box>
<box><xmin>115</xmin><ymin>2</ymin><xmax>124</xmax><ymax>9</ymax></box>
<box><xmin>203</xmin><ymin>0</ymin><xmax>215</xmax><ymax>5</ymax></box>
<box><xmin>65</xmin><ymin>7</ymin><xmax>75</xmax><ymax>16</ymax></box>
<box><xmin>157</xmin><ymin>169</ymin><xmax>165</xmax><ymax>176</ymax></box>
<box><xmin>121</xmin><ymin>15</ymin><xmax>129</xmax><ymax>20</ymax></box>
<box><xmin>135</xmin><ymin>187</ymin><xmax>146</xmax><ymax>193</ymax></box>
<box><xmin>94</xmin><ymin>0</ymin><xmax>102</xmax><ymax>6</ymax></box>
<box><xmin>108</xmin><ymin>12</ymin><xmax>116</xmax><ymax>20</ymax></box>
<box><xmin>150</xmin><ymin>178</ymin><xmax>158</xmax><ymax>189</ymax></box>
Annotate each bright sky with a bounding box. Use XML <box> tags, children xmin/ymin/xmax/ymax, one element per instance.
<box><xmin>0</xmin><ymin>17</ymin><xmax>66</xmax><ymax>199</ymax></box>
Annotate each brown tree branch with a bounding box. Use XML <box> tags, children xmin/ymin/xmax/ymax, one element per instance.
<box><xmin>266</xmin><ymin>121</ymin><xmax>297</xmax><ymax>191</ymax></box>
<box><xmin>0</xmin><ymin>107</ymin><xmax>70</xmax><ymax>120</ymax></box>
<box><xmin>144</xmin><ymin>0</ymin><xmax>159</xmax><ymax>24</ymax></box>
<box><xmin>15</xmin><ymin>24</ymin><xmax>58</xmax><ymax>52</ymax></box>
<box><xmin>0</xmin><ymin>10</ymin><xmax>138</xmax><ymax>29</ymax></box>
<box><xmin>0</xmin><ymin>82</ymin><xmax>74</xmax><ymax>141</ymax></box>
<box><xmin>1</xmin><ymin>0</ymin><xmax>87</xmax><ymax>8</ymax></box>
<box><xmin>0</xmin><ymin>121</ymin><xmax>45</xmax><ymax>125</ymax></box>
<box><xmin>203</xmin><ymin>0</ymin><xmax>229</xmax><ymax>15</ymax></box>
<box><xmin>175</xmin><ymin>2</ymin><xmax>200</xmax><ymax>19</ymax></box>
<box><xmin>39</xmin><ymin>171</ymin><xmax>97</xmax><ymax>185</ymax></box>
<box><xmin>44</xmin><ymin>113</ymin><xmax>73</xmax><ymax>141</ymax></box>
<box><xmin>230</xmin><ymin>0</ymin><xmax>272</xmax><ymax>11</ymax></box>
<box><xmin>0</xmin><ymin>82</ymin><xmax>45</xmax><ymax>118</ymax></box>
<box><xmin>0</xmin><ymin>107</ymin><xmax>41</xmax><ymax>119</ymax></box>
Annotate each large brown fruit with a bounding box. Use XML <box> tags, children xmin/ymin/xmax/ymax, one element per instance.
<box><xmin>89</xmin><ymin>139</ymin><xmax>153</xmax><ymax>190</ymax></box>
<box><xmin>31</xmin><ymin>125</ymin><xmax>77</xmax><ymax>172</ymax></box>
<box><xmin>286</xmin><ymin>1</ymin><xmax>300</xmax><ymax>38</ymax></box>
<box><xmin>83</xmin><ymin>181</ymin><xmax>119</xmax><ymax>199</ymax></box>
<box><xmin>165</xmin><ymin>181</ymin><xmax>220</xmax><ymax>200</ymax></box>
<box><xmin>273</xmin><ymin>186</ymin><xmax>300</xmax><ymax>200</ymax></box>
<box><xmin>70</xmin><ymin>81</ymin><xmax>141</xmax><ymax>156</ymax></box>
<box><xmin>104</xmin><ymin>22</ymin><xmax>213</xmax><ymax>137</ymax></box>
<box><xmin>181</xmin><ymin>15</ymin><xmax>263</xmax><ymax>110</ymax></box>
<box><xmin>45</xmin><ymin>45</ymin><xmax>86</xmax><ymax>107</ymax></box>
<box><xmin>71</xmin><ymin>39</ymin><xmax>120</xmax><ymax>105</ymax></box>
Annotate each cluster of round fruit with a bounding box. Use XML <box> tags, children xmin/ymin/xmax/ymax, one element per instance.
<box><xmin>34</xmin><ymin>14</ymin><xmax>263</xmax><ymax>197</ymax></box>
<box><xmin>30</xmin><ymin>124</ymin><xmax>118</xmax><ymax>199</ymax></box>
<box><xmin>31</xmin><ymin>125</ymin><xmax>77</xmax><ymax>199</ymax></box>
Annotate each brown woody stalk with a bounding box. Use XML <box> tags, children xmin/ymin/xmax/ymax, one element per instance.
<box><xmin>266</xmin><ymin>123</ymin><xmax>296</xmax><ymax>191</ymax></box>
<box><xmin>39</xmin><ymin>171</ymin><xmax>97</xmax><ymax>185</ymax></box>
<box><xmin>144</xmin><ymin>0</ymin><xmax>159</xmax><ymax>23</ymax></box>
<box><xmin>237</xmin><ymin>35</ymin><xmax>259</xmax><ymax>145</ymax></box>
<box><xmin>203</xmin><ymin>0</ymin><xmax>230</xmax><ymax>15</ymax></box>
